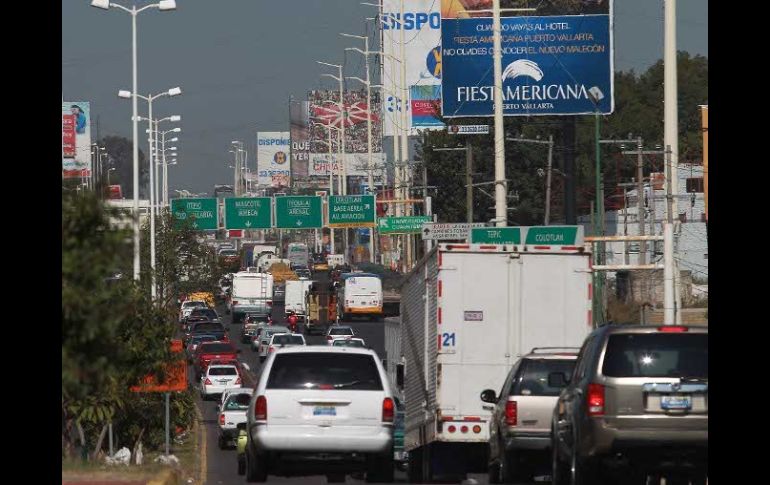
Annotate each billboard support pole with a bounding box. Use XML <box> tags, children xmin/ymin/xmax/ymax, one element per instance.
<box><xmin>164</xmin><ymin>392</ymin><xmax>170</xmax><ymax>456</ymax></box>
<box><xmin>492</xmin><ymin>0</ymin><xmax>507</xmax><ymax>228</ymax></box>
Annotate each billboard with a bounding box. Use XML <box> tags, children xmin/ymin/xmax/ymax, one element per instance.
<box><xmin>307</xmin><ymin>90</ymin><xmax>384</xmax><ymax>179</ymax></box>
<box><xmin>289</xmin><ymin>100</ymin><xmax>310</xmax><ymax>179</ymax></box>
<box><xmin>257</xmin><ymin>132</ymin><xmax>290</xmax><ymax>187</ymax></box>
<box><xmin>382</xmin><ymin>0</ymin><xmax>443</xmax><ymax>135</ymax></box>
<box><xmin>440</xmin><ymin>0</ymin><xmax>614</xmax><ymax>118</ymax></box>
<box><xmin>62</xmin><ymin>101</ymin><xmax>92</xmax><ymax>178</ymax></box>
<box><xmin>411</xmin><ymin>85</ymin><xmax>443</xmax><ymax>128</ymax></box>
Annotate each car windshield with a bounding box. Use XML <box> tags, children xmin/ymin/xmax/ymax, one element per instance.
<box><xmin>191</xmin><ymin>309</ymin><xmax>217</xmax><ymax>318</ymax></box>
<box><xmin>329</xmin><ymin>327</ymin><xmax>353</xmax><ymax>336</ymax></box>
<box><xmin>192</xmin><ymin>335</ymin><xmax>216</xmax><ymax>344</ymax></box>
<box><xmin>225</xmin><ymin>393</ymin><xmax>251</xmax><ymax>410</ymax></box>
<box><xmin>333</xmin><ymin>339</ymin><xmax>365</xmax><ymax>348</ymax></box>
<box><xmin>602</xmin><ymin>333</ymin><xmax>708</xmax><ymax>379</ymax></box>
<box><xmin>272</xmin><ymin>334</ymin><xmax>305</xmax><ymax>346</ymax></box>
<box><xmin>511</xmin><ymin>359</ymin><xmax>577</xmax><ymax>397</ymax></box>
<box><xmin>265</xmin><ymin>328</ymin><xmax>290</xmax><ymax>338</ymax></box>
<box><xmin>183</xmin><ymin>301</ymin><xmax>206</xmax><ymax>308</ymax></box>
<box><xmin>192</xmin><ymin>323</ymin><xmax>224</xmax><ymax>333</ymax></box>
<box><xmin>208</xmin><ymin>367</ymin><xmax>238</xmax><ymax>376</ymax></box>
<box><xmin>198</xmin><ymin>343</ymin><xmax>236</xmax><ymax>354</ymax></box>
<box><xmin>267</xmin><ymin>353</ymin><xmax>383</xmax><ymax>391</ymax></box>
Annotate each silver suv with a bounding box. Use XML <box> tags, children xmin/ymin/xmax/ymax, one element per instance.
<box><xmin>480</xmin><ymin>347</ymin><xmax>579</xmax><ymax>483</ymax></box>
<box><xmin>551</xmin><ymin>325</ymin><xmax>708</xmax><ymax>485</ymax></box>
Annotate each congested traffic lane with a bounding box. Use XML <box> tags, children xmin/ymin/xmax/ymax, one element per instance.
<box><xmin>194</xmin><ymin>299</ymin><xmax>546</xmax><ymax>485</ymax></box>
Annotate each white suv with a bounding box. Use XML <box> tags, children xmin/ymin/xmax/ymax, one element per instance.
<box><xmin>244</xmin><ymin>347</ymin><xmax>395</xmax><ymax>483</ymax></box>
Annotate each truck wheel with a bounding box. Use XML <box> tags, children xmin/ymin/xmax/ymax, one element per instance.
<box><xmin>551</xmin><ymin>436</ymin><xmax>569</xmax><ymax>485</ymax></box>
<box><xmin>366</xmin><ymin>451</ymin><xmax>394</xmax><ymax>483</ymax></box>
<box><xmin>407</xmin><ymin>447</ymin><xmax>423</xmax><ymax>483</ymax></box>
<box><xmin>245</xmin><ymin>447</ymin><xmax>268</xmax><ymax>482</ymax></box>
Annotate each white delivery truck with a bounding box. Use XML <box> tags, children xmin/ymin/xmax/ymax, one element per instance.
<box><xmin>398</xmin><ymin>238</ymin><xmax>592</xmax><ymax>481</ymax></box>
<box><xmin>336</xmin><ymin>272</ymin><xmax>384</xmax><ymax>321</ymax></box>
<box><xmin>284</xmin><ymin>278</ymin><xmax>314</xmax><ymax>322</ymax></box>
<box><xmin>229</xmin><ymin>271</ymin><xmax>274</xmax><ymax>323</ymax></box>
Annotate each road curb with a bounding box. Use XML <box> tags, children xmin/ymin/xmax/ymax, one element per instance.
<box><xmin>195</xmin><ymin>404</ymin><xmax>206</xmax><ymax>484</ymax></box>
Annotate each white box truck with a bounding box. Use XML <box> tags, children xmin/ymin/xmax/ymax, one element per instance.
<box><xmin>398</xmin><ymin>241</ymin><xmax>592</xmax><ymax>481</ymax></box>
<box><xmin>284</xmin><ymin>278</ymin><xmax>314</xmax><ymax>322</ymax></box>
<box><xmin>229</xmin><ymin>271</ymin><xmax>274</xmax><ymax>323</ymax></box>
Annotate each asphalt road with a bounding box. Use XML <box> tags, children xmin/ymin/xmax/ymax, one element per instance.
<box><xmin>198</xmin><ymin>300</ymin><xmax>412</xmax><ymax>485</ymax></box>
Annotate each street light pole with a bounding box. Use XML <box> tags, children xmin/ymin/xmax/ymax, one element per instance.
<box><xmin>92</xmin><ymin>0</ymin><xmax>177</xmax><ymax>282</ymax></box>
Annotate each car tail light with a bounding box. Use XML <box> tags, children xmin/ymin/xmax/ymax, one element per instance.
<box><xmin>461</xmin><ymin>425</ymin><xmax>468</xmax><ymax>434</ymax></box>
<box><xmin>267</xmin><ymin>300</ymin><xmax>273</xmax><ymax>307</ymax></box>
<box><xmin>255</xmin><ymin>395</ymin><xmax>267</xmax><ymax>421</ymax></box>
<box><xmin>658</xmin><ymin>326</ymin><xmax>688</xmax><ymax>333</ymax></box>
<box><xmin>269</xmin><ymin>346</ymin><xmax>275</xmax><ymax>353</ymax></box>
<box><xmin>232</xmin><ymin>300</ymin><xmax>239</xmax><ymax>305</ymax></box>
<box><xmin>235</xmin><ymin>377</ymin><xmax>242</xmax><ymax>385</ymax></box>
<box><xmin>327</xmin><ymin>336</ymin><xmax>333</xmax><ymax>340</ymax></box>
<box><xmin>505</xmin><ymin>399</ymin><xmax>518</xmax><ymax>426</ymax></box>
<box><xmin>219</xmin><ymin>414</ymin><xmax>225</xmax><ymax>426</ymax></box>
<box><xmin>382</xmin><ymin>397</ymin><xmax>395</xmax><ymax>423</ymax></box>
<box><xmin>447</xmin><ymin>425</ymin><xmax>456</xmax><ymax>433</ymax></box>
<box><xmin>204</xmin><ymin>378</ymin><xmax>212</xmax><ymax>385</ymax></box>
<box><xmin>587</xmin><ymin>383</ymin><xmax>605</xmax><ymax>416</ymax></box>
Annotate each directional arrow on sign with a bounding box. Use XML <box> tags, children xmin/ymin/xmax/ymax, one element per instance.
<box><xmin>245</xmin><ymin>220</ymin><xmax>252</xmax><ymax>228</ymax></box>
<box><xmin>192</xmin><ymin>222</ymin><xmax>198</xmax><ymax>229</ymax></box>
<box><xmin>423</xmin><ymin>227</ymin><xmax>430</xmax><ymax>236</ymax></box>
<box><xmin>296</xmin><ymin>220</ymin><xmax>303</xmax><ymax>227</ymax></box>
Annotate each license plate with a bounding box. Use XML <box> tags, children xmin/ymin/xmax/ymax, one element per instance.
<box><xmin>661</xmin><ymin>395</ymin><xmax>692</xmax><ymax>410</ymax></box>
<box><xmin>313</xmin><ymin>406</ymin><xmax>336</xmax><ymax>416</ymax></box>
<box><xmin>219</xmin><ymin>380</ymin><xmax>230</xmax><ymax>385</ymax></box>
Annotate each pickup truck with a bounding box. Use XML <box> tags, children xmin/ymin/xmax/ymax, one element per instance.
<box><xmin>217</xmin><ymin>388</ymin><xmax>253</xmax><ymax>449</ymax></box>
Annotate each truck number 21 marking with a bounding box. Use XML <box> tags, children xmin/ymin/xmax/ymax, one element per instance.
<box><xmin>441</xmin><ymin>332</ymin><xmax>456</xmax><ymax>347</ymax></box>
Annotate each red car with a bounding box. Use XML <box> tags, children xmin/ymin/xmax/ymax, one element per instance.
<box><xmin>194</xmin><ymin>341</ymin><xmax>239</xmax><ymax>379</ymax></box>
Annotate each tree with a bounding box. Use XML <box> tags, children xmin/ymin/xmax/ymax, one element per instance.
<box><xmin>97</xmin><ymin>135</ymin><xmax>148</xmax><ymax>198</ymax></box>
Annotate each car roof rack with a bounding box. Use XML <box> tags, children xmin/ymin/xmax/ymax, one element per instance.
<box><xmin>529</xmin><ymin>347</ymin><xmax>581</xmax><ymax>354</ymax></box>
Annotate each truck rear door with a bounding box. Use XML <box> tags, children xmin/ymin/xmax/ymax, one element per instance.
<box><xmin>437</xmin><ymin>250</ymin><xmax>519</xmax><ymax>440</ymax></box>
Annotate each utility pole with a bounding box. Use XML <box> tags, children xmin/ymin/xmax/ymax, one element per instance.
<box><xmin>466</xmin><ymin>142</ymin><xmax>473</xmax><ymax>224</ymax></box>
<box><xmin>506</xmin><ymin>135</ymin><xmax>554</xmax><ymax>225</ymax></box>
<box><xmin>636</xmin><ymin>137</ymin><xmax>646</xmax><ymax>265</ymax></box>
<box><xmin>492</xmin><ymin>0</ymin><xmax>507</xmax><ymax>228</ymax></box>
<box><xmin>664</xmin><ymin>145</ymin><xmax>676</xmax><ymax>325</ymax></box>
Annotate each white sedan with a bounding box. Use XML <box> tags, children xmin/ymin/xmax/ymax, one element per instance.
<box><xmin>200</xmin><ymin>362</ymin><xmax>242</xmax><ymax>400</ymax></box>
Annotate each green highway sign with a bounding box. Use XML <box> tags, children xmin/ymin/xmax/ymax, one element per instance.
<box><xmin>171</xmin><ymin>198</ymin><xmax>218</xmax><ymax>230</ymax></box>
<box><xmin>275</xmin><ymin>196</ymin><xmax>323</xmax><ymax>229</ymax></box>
<box><xmin>328</xmin><ymin>195</ymin><xmax>376</xmax><ymax>228</ymax></box>
<box><xmin>525</xmin><ymin>226</ymin><xmax>583</xmax><ymax>246</ymax></box>
<box><xmin>470</xmin><ymin>227</ymin><xmax>522</xmax><ymax>244</ymax></box>
<box><xmin>378</xmin><ymin>216</ymin><xmax>432</xmax><ymax>234</ymax></box>
<box><xmin>224</xmin><ymin>197</ymin><xmax>271</xmax><ymax>230</ymax></box>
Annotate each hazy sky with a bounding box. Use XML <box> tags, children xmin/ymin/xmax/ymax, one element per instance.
<box><xmin>62</xmin><ymin>1</ymin><xmax>708</xmax><ymax>194</ymax></box>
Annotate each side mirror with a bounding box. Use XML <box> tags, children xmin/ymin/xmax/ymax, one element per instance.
<box><xmin>396</xmin><ymin>363</ymin><xmax>405</xmax><ymax>389</ymax></box>
<box><xmin>480</xmin><ymin>389</ymin><xmax>497</xmax><ymax>403</ymax></box>
<box><xmin>548</xmin><ymin>372</ymin><xmax>569</xmax><ymax>389</ymax></box>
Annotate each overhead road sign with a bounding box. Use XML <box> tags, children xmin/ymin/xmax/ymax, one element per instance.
<box><xmin>171</xmin><ymin>198</ymin><xmax>218</xmax><ymax>230</ymax></box>
<box><xmin>421</xmin><ymin>222</ymin><xmax>486</xmax><ymax>240</ymax></box>
<box><xmin>378</xmin><ymin>216</ymin><xmax>433</xmax><ymax>234</ymax></box>
<box><xmin>224</xmin><ymin>197</ymin><xmax>272</xmax><ymax>230</ymax></box>
<box><xmin>328</xmin><ymin>195</ymin><xmax>376</xmax><ymax>228</ymax></box>
<box><xmin>470</xmin><ymin>227</ymin><xmax>522</xmax><ymax>245</ymax></box>
<box><xmin>275</xmin><ymin>196</ymin><xmax>323</xmax><ymax>229</ymax></box>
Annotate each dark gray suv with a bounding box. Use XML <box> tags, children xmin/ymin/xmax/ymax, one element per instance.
<box><xmin>551</xmin><ymin>325</ymin><xmax>708</xmax><ymax>485</ymax></box>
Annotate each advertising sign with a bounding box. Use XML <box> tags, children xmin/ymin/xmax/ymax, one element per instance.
<box><xmin>308</xmin><ymin>90</ymin><xmax>384</xmax><ymax>178</ymax></box>
<box><xmin>440</xmin><ymin>0</ymin><xmax>613</xmax><ymax>118</ymax></box>
<box><xmin>290</xmin><ymin>100</ymin><xmax>310</xmax><ymax>179</ymax></box>
<box><xmin>411</xmin><ymin>85</ymin><xmax>444</xmax><ymax>129</ymax></box>
<box><xmin>257</xmin><ymin>132</ymin><xmax>291</xmax><ymax>187</ymax></box>
<box><xmin>62</xmin><ymin>101</ymin><xmax>92</xmax><ymax>178</ymax></box>
<box><xmin>107</xmin><ymin>185</ymin><xmax>123</xmax><ymax>200</ymax></box>
<box><xmin>448</xmin><ymin>124</ymin><xmax>489</xmax><ymax>135</ymax></box>
<box><xmin>382</xmin><ymin>0</ymin><xmax>443</xmax><ymax>136</ymax></box>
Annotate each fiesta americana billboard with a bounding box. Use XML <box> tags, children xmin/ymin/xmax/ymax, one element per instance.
<box><xmin>440</xmin><ymin>0</ymin><xmax>614</xmax><ymax>117</ymax></box>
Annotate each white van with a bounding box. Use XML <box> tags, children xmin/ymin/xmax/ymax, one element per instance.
<box><xmin>284</xmin><ymin>279</ymin><xmax>314</xmax><ymax>321</ymax></box>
